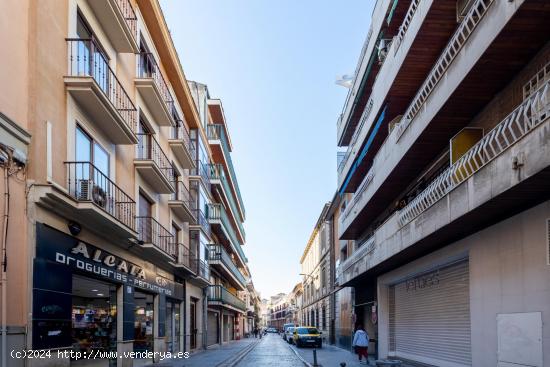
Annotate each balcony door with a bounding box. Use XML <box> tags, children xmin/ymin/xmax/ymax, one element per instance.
<box><xmin>137</xmin><ymin>120</ymin><xmax>152</xmax><ymax>160</ymax></box>
<box><xmin>138</xmin><ymin>192</ymin><xmax>153</xmax><ymax>243</ymax></box>
<box><xmin>74</xmin><ymin>126</ymin><xmax>110</xmax><ymax>206</ymax></box>
<box><xmin>76</xmin><ymin>12</ymin><xmax>109</xmax><ymax>92</ymax></box>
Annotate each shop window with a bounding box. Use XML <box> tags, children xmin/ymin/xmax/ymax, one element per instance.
<box><xmin>71</xmin><ymin>275</ymin><xmax>117</xmax><ymax>363</ymax></box>
<box><xmin>134</xmin><ymin>291</ymin><xmax>154</xmax><ymax>356</ymax></box>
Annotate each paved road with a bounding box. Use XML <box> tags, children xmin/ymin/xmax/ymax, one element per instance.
<box><xmin>236</xmin><ymin>333</ymin><xmax>305</xmax><ymax>367</ymax></box>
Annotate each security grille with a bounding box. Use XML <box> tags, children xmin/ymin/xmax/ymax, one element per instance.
<box><xmin>389</xmin><ymin>260</ymin><xmax>471</xmax><ymax>366</ymax></box>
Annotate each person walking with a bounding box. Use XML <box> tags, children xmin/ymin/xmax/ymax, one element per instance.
<box><xmin>253</xmin><ymin>326</ymin><xmax>258</xmax><ymax>338</ymax></box>
<box><xmin>352</xmin><ymin>324</ymin><xmax>370</xmax><ymax>365</ymax></box>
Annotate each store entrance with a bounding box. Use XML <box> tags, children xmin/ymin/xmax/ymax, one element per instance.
<box><xmin>72</xmin><ymin>275</ymin><xmax>117</xmax><ymax>367</ymax></box>
<box><xmin>166</xmin><ymin>300</ymin><xmax>181</xmax><ymax>353</ymax></box>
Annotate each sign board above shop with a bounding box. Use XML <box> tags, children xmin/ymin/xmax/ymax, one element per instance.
<box><xmin>36</xmin><ymin>223</ymin><xmax>183</xmax><ymax>300</ymax></box>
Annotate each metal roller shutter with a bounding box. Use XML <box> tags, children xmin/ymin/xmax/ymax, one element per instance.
<box><xmin>207</xmin><ymin>311</ymin><xmax>219</xmax><ymax>346</ymax></box>
<box><xmin>389</xmin><ymin>259</ymin><xmax>471</xmax><ymax>366</ymax></box>
<box><xmin>229</xmin><ymin>316</ymin><xmax>235</xmax><ymax>340</ymax></box>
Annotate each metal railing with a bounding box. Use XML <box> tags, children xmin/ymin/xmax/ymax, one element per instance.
<box><xmin>209</xmin><ymin>164</ymin><xmax>246</xmax><ymax>237</ymax></box>
<box><xmin>338</xmin><ymin>99</ymin><xmax>374</xmax><ymax>175</ymax></box>
<box><xmin>395</xmin><ymin>0</ymin><xmax>495</xmax><ymax>140</ymax></box>
<box><xmin>66</xmin><ymin>38</ymin><xmax>137</xmax><ymax>133</ymax></box>
<box><xmin>171</xmin><ymin>108</ymin><xmax>195</xmax><ymax>159</ymax></box>
<box><xmin>175</xmin><ymin>243</ymin><xmax>197</xmax><ymax>273</ymax></box>
<box><xmin>196</xmin><ymin>259</ymin><xmax>210</xmax><ymax>280</ymax></box>
<box><xmin>207</xmin><ymin>285</ymin><xmax>246</xmax><ymax>311</ymax></box>
<box><xmin>191</xmin><ymin>160</ymin><xmax>211</xmax><ymax>190</ymax></box>
<box><xmin>114</xmin><ymin>0</ymin><xmax>137</xmax><ymax>41</ymax></box>
<box><xmin>523</xmin><ymin>61</ymin><xmax>550</xmax><ymax>99</ymax></box>
<box><xmin>206</xmin><ymin>124</ymin><xmax>246</xmax><ymax>218</ymax></box>
<box><xmin>208</xmin><ymin>203</ymin><xmax>247</xmax><ymax>263</ymax></box>
<box><xmin>136</xmin><ymin>216</ymin><xmax>176</xmax><ymax>258</ymax></box>
<box><xmin>65</xmin><ymin>161</ymin><xmax>135</xmax><ymax>230</ymax></box>
<box><xmin>137</xmin><ymin>52</ymin><xmax>175</xmax><ymax>118</ymax></box>
<box><xmin>399</xmin><ymin>80</ymin><xmax>550</xmax><ymax>226</ymax></box>
<box><xmin>209</xmin><ymin>244</ymin><xmax>247</xmax><ymax>287</ymax></box>
<box><xmin>341</xmin><ymin>167</ymin><xmax>375</xmax><ymax>222</ymax></box>
<box><xmin>394</xmin><ymin>0</ymin><xmax>421</xmax><ymax>51</ymax></box>
<box><xmin>171</xmin><ymin>181</ymin><xmax>195</xmax><ymax>217</ymax></box>
<box><xmin>192</xmin><ymin>209</ymin><xmax>211</xmax><ymax>236</ymax></box>
<box><xmin>136</xmin><ymin>133</ymin><xmax>174</xmax><ymax>187</ymax></box>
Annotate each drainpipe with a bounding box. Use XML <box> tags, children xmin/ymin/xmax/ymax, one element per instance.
<box><xmin>202</xmin><ymin>287</ymin><xmax>208</xmax><ymax>350</ymax></box>
<box><xmin>1</xmin><ymin>161</ymin><xmax>10</xmax><ymax>367</ymax></box>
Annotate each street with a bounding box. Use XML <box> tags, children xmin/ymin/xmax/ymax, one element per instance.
<box><xmin>236</xmin><ymin>334</ymin><xmax>305</xmax><ymax>367</ymax></box>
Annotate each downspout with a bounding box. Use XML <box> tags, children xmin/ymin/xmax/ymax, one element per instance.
<box><xmin>202</xmin><ymin>287</ymin><xmax>208</xmax><ymax>350</ymax></box>
<box><xmin>1</xmin><ymin>161</ymin><xmax>10</xmax><ymax>367</ymax></box>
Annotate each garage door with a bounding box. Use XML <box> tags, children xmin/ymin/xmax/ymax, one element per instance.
<box><xmin>207</xmin><ymin>311</ymin><xmax>219</xmax><ymax>346</ymax></box>
<box><xmin>389</xmin><ymin>259</ymin><xmax>471</xmax><ymax>366</ymax></box>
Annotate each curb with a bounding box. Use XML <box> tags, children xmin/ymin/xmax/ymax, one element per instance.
<box><xmin>287</xmin><ymin>344</ymin><xmax>313</xmax><ymax>367</ymax></box>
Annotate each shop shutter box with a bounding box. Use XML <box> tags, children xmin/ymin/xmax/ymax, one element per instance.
<box><xmin>389</xmin><ymin>260</ymin><xmax>471</xmax><ymax>366</ymax></box>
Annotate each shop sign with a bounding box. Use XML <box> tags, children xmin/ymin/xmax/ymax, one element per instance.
<box><xmin>36</xmin><ymin>223</ymin><xmax>183</xmax><ymax>299</ymax></box>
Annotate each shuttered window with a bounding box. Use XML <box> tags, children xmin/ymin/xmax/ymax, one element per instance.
<box><xmin>389</xmin><ymin>260</ymin><xmax>471</xmax><ymax>366</ymax></box>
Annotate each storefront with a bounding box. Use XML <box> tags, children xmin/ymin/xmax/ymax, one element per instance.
<box><xmin>32</xmin><ymin>223</ymin><xmax>184</xmax><ymax>366</ymax></box>
<box><xmin>386</xmin><ymin>259</ymin><xmax>471</xmax><ymax>367</ymax></box>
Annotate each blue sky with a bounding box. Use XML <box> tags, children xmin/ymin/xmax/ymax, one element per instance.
<box><xmin>160</xmin><ymin>0</ymin><xmax>374</xmax><ymax>299</ymax></box>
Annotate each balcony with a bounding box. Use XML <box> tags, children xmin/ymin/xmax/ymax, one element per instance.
<box><xmin>338</xmin><ymin>81</ymin><xmax>550</xmax><ymax>286</ymax></box>
<box><xmin>207</xmin><ymin>124</ymin><xmax>245</xmax><ymax>220</ymax></box>
<box><xmin>136</xmin><ymin>216</ymin><xmax>176</xmax><ymax>261</ymax></box>
<box><xmin>190</xmin><ymin>161</ymin><xmax>211</xmax><ymax>192</ymax></box>
<box><xmin>193</xmin><ymin>259</ymin><xmax>210</xmax><ymax>286</ymax></box>
<box><xmin>207</xmin><ymin>285</ymin><xmax>246</xmax><ymax>312</ymax></box>
<box><xmin>136</xmin><ymin>52</ymin><xmax>175</xmax><ymax>126</ymax></box>
<box><xmin>134</xmin><ymin>133</ymin><xmax>175</xmax><ymax>194</ymax></box>
<box><xmin>169</xmin><ymin>181</ymin><xmax>195</xmax><ymax>223</ymax></box>
<box><xmin>65</xmin><ymin>39</ymin><xmax>137</xmax><ymax>144</ymax></box>
<box><xmin>35</xmin><ymin>162</ymin><xmax>137</xmax><ymax>241</ymax></box>
<box><xmin>171</xmin><ymin>243</ymin><xmax>197</xmax><ymax>275</ymax></box>
<box><xmin>168</xmin><ymin>109</ymin><xmax>195</xmax><ymax>169</ymax></box>
<box><xmin>87</xmin><ymin>0</ymin><xmax>139</xmax><ymax>53</ymax></box>
<box><xmin>209</xmin><ymin>244</ymin><xmax>247</xmax><ymax>291</ymax></box>
<box><xmin>339</xmin><ymin>0</ymin><xmax>550</xmax><ymax>238</ymax></box>
<box><xmin>208</xmin><ymin>203</ymin><xmax>247</xmax><ymax>266</ymax></box>
<box><xmin>209</xmin><ymin>163</ymin><xmax>246</xmax><ymax>242</ymax></box>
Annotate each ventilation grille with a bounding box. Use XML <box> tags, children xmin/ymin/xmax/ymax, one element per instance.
<box><xmin>547</xmin><ymin>219</ymin><xmax>550</xmax><ymax>266</ymax></box>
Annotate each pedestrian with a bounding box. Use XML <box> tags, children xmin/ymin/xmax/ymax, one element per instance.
<box><xmin>253</xmin><ymin>326</ymin><xmax>258</xmax><ymax>338</ymax></box>
<box><xmin>352</xmin><ymin>324</ymin><xmax>369</xmax><ymax>365</ymax></box>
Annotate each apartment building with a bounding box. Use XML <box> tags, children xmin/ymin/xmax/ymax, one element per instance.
<box><xmin>333</xmin><ymin>0</ymin><xmax>550</xmax><ymax>366</ymax></box>
<box><xmin>285</xmin><ymin>283</ymin><xmax>303</xmax><ymax>326</ymax></box>
<box><xmin>0</xmin><ymin>0</ymin><xmax>252</xmax><ymax>366</ymax></box>
<box><xmin>267</xmin><ymin>293</ymin><xmax>287</xmax><ymax>331</ymax></box>
<box><xmin>185</xmin><ymin>81</ymin><xmax>250</xmax><ymax>347</ymax></box>
<box><xmin>300</xmin><ymin>203</ymin><xmax>331</xmax><ymax>342</ymax></box>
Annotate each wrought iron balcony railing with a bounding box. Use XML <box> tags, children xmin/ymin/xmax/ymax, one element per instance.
<box><xmin>171</xmin><ymin>107</ymin><xmax>196</xmax><ymax>158</ymax></box>
<box><xmin>207</xmin><ymin>285</ymin><xmax>246</xmax><ymax>311</ymax></box>
<box><xmin>137</xmin><ymin>52</ymin><xmax>175</xmax><ymax>118</ymax></box>
<box><xmin>136</xmin><ymin>216</ymin><xmax>176</xmax><ymax>258</ymax></box>
<box><xmin>65</xmin><ymin>161</ymin><xmax>135</xmax><ymax>230</ymax></box>
<box><xmin>115</xmin><ymin>0</ymin><xmax>138</xmax><ymax>41</ymax></box>
<box><xmin>209</xmin><ymin>244</ymin><xmax>247</xmax><ymax>287</ymax></box>
<box><xmin>175</xmin><ymin>242</ymin><xmax>197</xmax><ymax>273</ymax></box>
<box><xmin>196</xmin><ymin>259</ymin><xmax>210</xmax><ymax>280</ymax></box>
<box><xmin>136</xmin><ymin>133</ymin><xmax>174</xmax><ymax>187</ymax></box>
<box><xmin>66</xmin><ymin>38</ymin><xmax>137</xmax><ymax>133</ymax></box>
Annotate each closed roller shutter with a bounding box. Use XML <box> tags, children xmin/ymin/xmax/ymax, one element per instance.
<box><xmin>389</xmin><ymin>259</ymin><xmax>471</xmax><ymax>366</ymax></box>
<box><xmin>228</xmin><ymin>316</ymin><xmax>235</xmax><ymax>340</ymax></box>
<box><xmin>207</xmin><ymin>312</ymin><xmax>219</xmax><ymax>346</ymax></box>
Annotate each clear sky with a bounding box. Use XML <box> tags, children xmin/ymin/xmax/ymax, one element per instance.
<box><xmin>159</xmin><ymin>0</ymin><xmax>374</xmax><ymax>299</ymax></box>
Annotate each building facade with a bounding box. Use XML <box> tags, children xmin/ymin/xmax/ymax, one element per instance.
<box><xmin>0</xmin><ymin>0</ymin><xmax>251</xmax><ymax>366</ymax></box>
<box><xmin>333</xmin><ymin>0</ymin><xmax>550</xmax><ymax>366</ymax></box>
<box><xmin>300</xmin><ymin>204</ymin><xmax>332</xmax><ymax>343</ymax></box>
<box><xmin>267</xmin><ymin>293</ymin><xmax>287</xmax><ymax>331</ymax></box>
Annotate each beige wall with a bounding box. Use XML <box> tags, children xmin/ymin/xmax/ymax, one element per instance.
<box><xmin>377</xmin><ymin>200</ymin><xmax>550</xmax><ymax>366</ymax></box>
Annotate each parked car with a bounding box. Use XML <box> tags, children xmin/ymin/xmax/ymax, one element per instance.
<box><xmin>282</xmin><ymin>323</ymin><xmax>296</xmax><ymax>341</ymax></box>
<box><xmin>285</xmin><ymin>327</ymin><xmax>296</xmax><ymax>344</ymax></box>
<box><xmin>266</xmin><ymin>327</ymin><xmax>278</xmax><ymax>333</ymax></box>
<box><xmin>292</xmin><ymin>326</ymin><xmax>322</xmax><ymax>348</ymax></box>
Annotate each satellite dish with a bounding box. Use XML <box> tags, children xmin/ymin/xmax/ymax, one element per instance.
<box><xmin>335</xmin><ymin>74</ymin><xmax>354</xmax><ymax>88</ymax></box>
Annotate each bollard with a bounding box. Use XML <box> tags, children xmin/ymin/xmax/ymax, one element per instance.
<box><xmin>312</xmin><ymin>348</ymin><xmax>318</xmax><ymax>367</ymax></box>
<box><xmin>340</xmin><ymin>363</ymin><xmax>346</xmax><ymax>367</ymax></box>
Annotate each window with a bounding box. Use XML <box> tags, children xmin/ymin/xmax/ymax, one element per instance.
<box><xmin>322</xmin><ymin>307</ymin><xmax>326</xmax><ymax>330</ymax></box>
<box><xmin>76</xmin><ymin>126</ymin><xmax>109</xmax><ymax>176</ymax></box>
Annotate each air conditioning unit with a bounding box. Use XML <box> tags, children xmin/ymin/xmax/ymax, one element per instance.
<box><xmin>457</xmin><ymin>0</ymin><xmax>475</xmax><ymax>21</ymax></box>
<box><xmin>77</xmin><ymin>179</ymin><xmax>92</xmax><ymax>201</ymax></box>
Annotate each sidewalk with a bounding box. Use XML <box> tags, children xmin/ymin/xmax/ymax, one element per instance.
<box><xmin>290</xmin><ymin>343</ymin><xmax>376</xmax><ymax>367</ymax></box>
<box><xmin>146</xmin><ymin>337</ymin><xmax>259</xmax><ymax>367</ymax></box>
